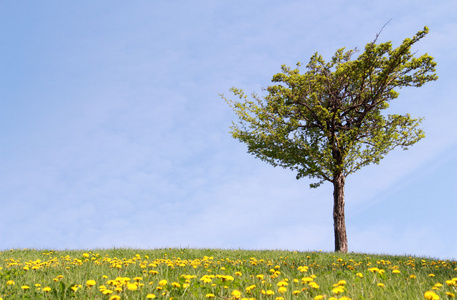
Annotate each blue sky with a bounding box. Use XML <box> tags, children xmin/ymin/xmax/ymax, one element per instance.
<box><xmin>1</xmin><ymin>0</ymin><xmax>456</xmax><ymax>260</ymax></box>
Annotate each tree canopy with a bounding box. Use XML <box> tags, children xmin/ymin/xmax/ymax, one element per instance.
<box><xmin>222</xmin><ymin>26</ymin><xmax>437</xmax><ymax>252</ymax></box>
<box><xmin>223</xmin><ymin>26</ymin><xmax>437</xmax><ymax>188</ymax></box>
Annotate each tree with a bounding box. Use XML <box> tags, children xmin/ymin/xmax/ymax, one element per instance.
<box><xmin>221</xmin><ymin>26</ymin><xmax>437</xmax><ymax>252</ymax></box>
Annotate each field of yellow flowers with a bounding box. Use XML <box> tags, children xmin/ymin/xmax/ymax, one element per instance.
<box><xmin>0</xmin><ymin>248</ymin><xmax>456</xmax><ymax>299</ymax></box>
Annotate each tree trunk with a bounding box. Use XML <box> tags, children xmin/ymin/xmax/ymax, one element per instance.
<box><xmin>333</xmin><ymin>172</ymin><xmax>348</xmax><ymax>252</ymax></box>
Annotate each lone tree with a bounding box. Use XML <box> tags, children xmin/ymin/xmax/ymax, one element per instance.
<box><xmin>222</xmin><ymin>26</ymin><xmax>437</xmax><ymax>252</ymax></box>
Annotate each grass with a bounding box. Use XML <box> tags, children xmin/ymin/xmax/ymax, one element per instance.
<box><xmin>0</xmin><ymin>248</ymin><xmax>456</xmax><ymax>299</ymax></box>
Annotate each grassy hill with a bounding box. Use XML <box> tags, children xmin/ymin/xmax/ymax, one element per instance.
<box><xmin>1</xmin><ymin>248</ymin><xmax>456</xmax><ymax>299</ymax></box>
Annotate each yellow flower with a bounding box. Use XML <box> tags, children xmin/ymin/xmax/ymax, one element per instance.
<box><xmin>314</xmin><ymin>296</ymin><xmax>324</xmax><ymax>300</ymax></box>
<box><xmin>109</xmin><ymin>296</ymin><xmax>121</xmax><ymax>300</ymax></box>
<box><xmin>377</xmin><ymin>283</ymin><xmax>385</xmax><ymax>287</ymax></box>
<box><xmin>21</xmin><ymin>285</ymin><xmax>30</xmax><ymax>290</ymax></box>
<box><xmin>424</xmin><ymin>291</ymin><xmax>440</xmax><ymax>300</ymax></box>
<box><xmin>392</xmin><ymin>269</ymin><xmax>401</xmax><ymax>274</ymax></box>
<box><xmin>246</xmin><ymin>285</ymin><xmax>256</xmax><ymax>292</ymax></box>
<box><xmin>302</xmin><ymin>277</ymin><xmax>313</xmax><ymax>283</ymax></box>
<box><xmin>275</xmin><ymin>297</ymin><xmax>284</xmax><ymax>300</ymax></box>
<box><xmin>332</xmin><ymin>286</ymin><xmax>345</xmax><ymax>294</ymax></box>
<box><xmin>200</xmin><ymin>276</ymin><xmax>213</xmax><ymax>283</ymax></box>
<box><xmin>146</xmin><ymin>294</ymin><xmax>157</xmax><ymax>299</ymax></box>
<box><xmin>368</xmin><ymin>267</ymin><xmax>380</xmax><ymax>273</ymax></box>
<box><xmin>127</xmin><ymin>283</ymin><xmax>138</xmax><ymax>291</ymax></box>
<box><xmin>43</xmin><ymin>287</ymin><xmax>51</xmax><ymax>292</ymax></box>
<box><xmin>232</xmin><ymin>290</ymin><xmax>242</xmax><ymax>299</ymax></box>
<box><xmin>206</xmin><ymin>294</ymin><xmax>215</xmax><ymax>298</ymax></box>
<box><xmin>6</xmin><ymin>280</ymin><xmax>15</xmax><ymax>286</ymax></box>
<box><xmin>429</xmin><ymin>274</ymin><xmax>436</xmax><ymax>277</ymax></box>
<box><xmin>159</xmin><ymin>280</ymin><xmax>168</xmax><ymax>286</ymax></box>
<box><xmin>337</xmin><ymin>280</ymin><xmax>347</xmax><ymax>286</ymax></box>
<box><xmin>278</xmin><ymin>286</ymin><xmax>287</xmax><ymax>293</ymax></box>
<box><xmin>256</xmin><ymin>274</ymin><xmax>264</xmax><ymax>280</ymax></box>
<box><xmin>445</xmin><ymin>292</ymin><xmax>455</xmax><ymax>298</ymax></box>
<box><xmin>86</xmin><ymin>280</ymin><xmax>96</xmax><ymax>287</ymax></box>
<box><xmin>172</xmin><ymin>282</ymin><xmax>181</xmax><ymax>288</ymax></box>
<box><xmin>277</xmin><ymin>281</ymin><xmax>288</xmax><ymax>287</ymax></box>
<box><xmin>309</xmin><ymin>282</ymin><xmax>319</xmax><ymax>289</ymax></box>
<box><xmin>292</xmin><ymin>290</ymin><xmax>300</xmax><ymax>295</ymax></box>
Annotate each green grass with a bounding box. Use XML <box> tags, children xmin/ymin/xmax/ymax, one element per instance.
<box><xmin>1</xmin><ymin>248</ymin><xmax>456</xmax><ymax>299</ymax></box>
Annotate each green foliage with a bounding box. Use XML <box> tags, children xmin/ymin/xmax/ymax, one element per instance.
<box><xmin>222</xmin><ymin>27</ymin><xmax>437</xmax><ymax>188</ymax></box>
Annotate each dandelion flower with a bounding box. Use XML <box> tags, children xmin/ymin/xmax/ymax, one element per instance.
<box><xmin>159</xmin><ymin>280</ymin><xmax>168</xmax><ymax>286</ymax></box>
<box><xmin>392</xmin><ymin>269</ymin><xmax>401</xmax><ymax>274</ymax></box>
<box><xmin>127</xmin><ymin>283</ymin><xmax>138</xmax><ymax>291</ymax></box>
<box><xmin>231</xmin><ymin>290</ymin><xmax>242</xmax><ymax>299</ymax></box>
<box><xmin>445</xmin><ymin>292</ymin><xmax>455</xmax><ymax>298</ymax></box>
<box><xmin>109</xmin><ymin>296</ymin><xmax>121</xmax><ymax>300</ymax></box>
<box><xmin>309</xmin><ymin>282</ymin><xmax>320</xmax><ymax>289</ymax></box>
<box><xmin>368</xmin><ymin>267</ymin><xmax>380</xmax><ymax>273</ymax></box>
<box><xmin>21</xmin><ymin>286</ymin><xmax>30</xmax><ymax>290</ymax></box>
<box><xmin>43</xmin><ymin>287</ymin><xmax>51</xmax><ymax>292</ymax></box>
<box><xmin>424</xmin><ymin>291</ymin><xmax>440</xmax><ymax>300</ymax></box>
<box><xmin>86</xmin><ymin>280</ymin><xmax>96</xmax><ymax>287</ymax></box>
<box><xmin>278</xmin><ymin>286</ymin><xmax>287</xmax><ymax>294</ymax></box>
<box><xmin>314</xmin><ymin>296</ymin><xmax>324</xmax><ymax>300</ymax></box>
<box><xmin>332</xmin><ymin>286</ymin><xmax>345</xmax><ymax>294</ymax></box>
<box><xmin>277</xmin><ymin>281</ymin><xmax>288</xmax><ymax>287</ymax></box>
<box><xmin>6</xmin><ymin>280</ymin><xmax>15</xmax><ymax>286</ymax></box>
<box><xmin>302</xmin><ymin>277</ymin><xmax>313</xmax><ymax>283</ymax></box>
<box><xmin>377</xmin><ymin>283</ymin><xmax>385</xmax><ymax>287</ymax></box>
<box><xmin>146</xmin><ymin>294</ymin><xmax>157</xmax><ymax>299</ymax></box>
<box><xmin>206</xmin><ymin>294</ymin><xmax>215</xmax><ymax>298</ymax></box>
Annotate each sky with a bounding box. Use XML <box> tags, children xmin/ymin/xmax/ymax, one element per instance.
<box><xmin>1</xmin><ymin>0</ymin><xmax>456</xmax><ymax>260</ymax></box>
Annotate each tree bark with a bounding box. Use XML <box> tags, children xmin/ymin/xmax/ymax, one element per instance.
<box><xmin>333</xmin><ymin>172</ymin><xmax>348</xmax><ymax>252</ymax></box>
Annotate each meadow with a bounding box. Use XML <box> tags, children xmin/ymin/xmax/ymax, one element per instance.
<box><xmin>0</xmin><ymin>248</ymin><xmax>456</xmax><ymax>300</ymax></box>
